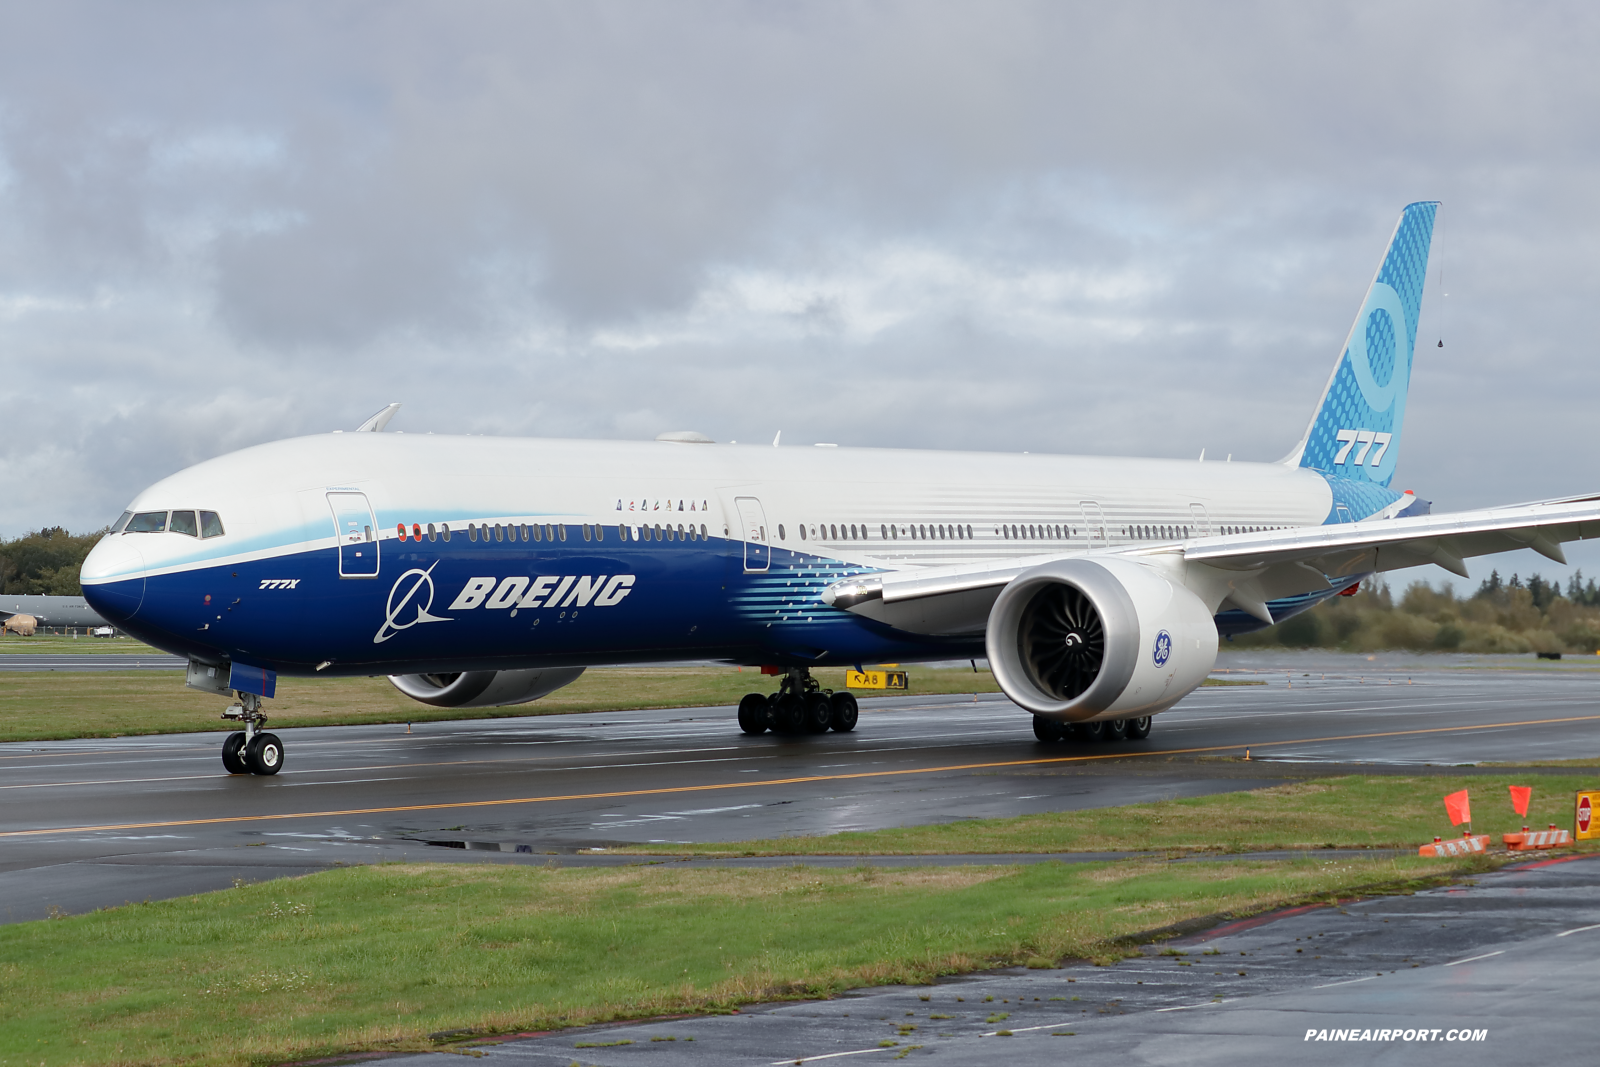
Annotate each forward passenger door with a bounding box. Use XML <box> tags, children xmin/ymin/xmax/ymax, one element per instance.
<box><xmin>327</xmin><ymin>492</ymin><xmax>380</xmax><ymax>578</ymax></box>
<box><xmin>735</xmin><ymin>497</ymin><xmax>770</xmax><ymax>573</ymax></box>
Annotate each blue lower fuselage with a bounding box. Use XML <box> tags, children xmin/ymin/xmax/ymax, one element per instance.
<box><xmin>86</xmin><ymin>532</ymin><xmax>1343</xmax><ymax>678</ymax></box>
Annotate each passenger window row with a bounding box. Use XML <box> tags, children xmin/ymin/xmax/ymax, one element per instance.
<box><xmin>621</xmin><ymin>522</ymin><xmax>707</xmax><ymax>542</ymax></box>
<box><xmin>112</xmin><ymin>510</ymin><xmax>225</xmax><ymax>538</ymax></box>
<box><xmin>781</xmin><ymin>522</ymin><xmax>978</xmax><ymax>543</ymax></box>
<box><xmin>1127</xmin><ymin>524</ymin><xmax>1192</xmax><ymax>540</ymax></box>
<box><xmin>1124</xmin><ymin>524</ymin><xmax>1283</xmax><ymax>540</ymax></box>
<box><xmin>392</xmin><ymin>521</ymin><xmax>711</xmax><ymax>545</ymax></box>
<box><xmin>997</xmin><ymin>524</ymin><xmax>1072</xmax><ymax>541</ymax></box>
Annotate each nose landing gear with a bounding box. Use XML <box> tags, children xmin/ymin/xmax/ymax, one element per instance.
<box><xmin>221</xmin><ymin>692</ymin><xmax>284</xmax><ymax>775</ymax></box>
<box><xmin>737</xmin><ymin>667</ymin><xmax>858</xmax><ymax>736</ymax></box>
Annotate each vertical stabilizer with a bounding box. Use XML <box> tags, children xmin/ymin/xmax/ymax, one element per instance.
<box><xmin>1285</xmin><ymin>202</ymin><xmax>1438</xmax><ymax>488</ymax></box>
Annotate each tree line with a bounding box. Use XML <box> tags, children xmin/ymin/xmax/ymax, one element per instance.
<box><xmin>0</xmin><ymin>527</ymin><xmax>105</xmax><ymax>596</ymax></box>
<box><xmin>1235</xmin><ymin>569</ymin><xmax>1600</xmax><ymax>655</ymax></box>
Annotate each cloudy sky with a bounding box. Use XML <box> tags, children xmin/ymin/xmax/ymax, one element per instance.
<box><xmin>3</xmin><ymin>2</ymin><xmax>1597</xmax><ymax>583</ymax></box>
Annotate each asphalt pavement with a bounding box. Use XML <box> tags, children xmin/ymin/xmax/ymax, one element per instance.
<box><xmin>0</xmin><ymin>652</ymin><xmax>187</xmax><ymax>670</ymax></box>
<box><xmin>4</xmin><ymin>662</ymin><xmax>1600</xmax><ymax>923</ymax></box>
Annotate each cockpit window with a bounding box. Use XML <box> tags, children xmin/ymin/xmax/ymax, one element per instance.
<box><xmin>169</xmin><ymin>510</ymin><xmax>199</xmax><ymax>537</ymax></box>
<box><xmin>126</xmin><ymin>511</ymin><xmax>168</xmax><ymax>533</ymax></box>
<box><xmin>110</xmin><ymin>512</ymin><xmax>132</xmax><ymax>534</ymax></box>
<box><xmin>199</xmin><ymin>511</ymin><xmax>225</xmax><ymax>538</ymax></box>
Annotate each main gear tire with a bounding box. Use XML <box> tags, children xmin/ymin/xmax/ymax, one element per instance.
<box><xmin>802</xmin><ymin>693</ymin><xmax>833</xmax><ymax>734</ymax></box>
<box><xmin>772</xmin><ymin>695</ymin><xmax>804</xmax><ymax>735</ymax></box>
<box><xmin>1126</xmin><ymin>716</ymin><xmax>1153</xmax><ymax>740</ymax></box>
<box><xmin>1032</xmin><ymin>715</ymin><xmax>1066</xmax><ymax>742</ymax></box>
<box><xmin>737</xmin><ymin>693</ymin><xmax>770</xmax><ymax>735</ymax></box>
<box><xmin>222</xmin><ymin>731</ymin><xmax>248</xmax><ymax>774</ymax></box>
<box><xmin>829</xmin><ymin>692</ymin><xmax>859</xmax><ymax>732</ymax></box>
<box><xmin>1104</xmin><ymin>718</ymin><xmax>1129</xmax><ymax>741</ymax></box>
<box><xmin>1074</xmin><ymin>720</ymin><xmax>1108</xmax><ymax>743</ymax></box>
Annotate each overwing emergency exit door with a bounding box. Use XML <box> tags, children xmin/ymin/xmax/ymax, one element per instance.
<box><xmin>735</xmin><ymin>496</ymin><xmax>770</xmax><ymax>573</ymax></box>
<box><xmin>327</xmin><ymin>492</ymin><xmax>380</xmax><ymax>577</ymax></box>
<box><xmin>1080</xmin><ymin>501</ymin><xmax>1108</xmax><ymax>544</ymax></box>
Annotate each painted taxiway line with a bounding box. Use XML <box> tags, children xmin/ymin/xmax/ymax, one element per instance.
<box><xmin>3</xmin><ymin>712</ymin><xmax>1598</xmax><ymax>839</ymax></box>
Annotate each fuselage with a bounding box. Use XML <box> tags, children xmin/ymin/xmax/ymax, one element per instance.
<box><xmin>80</xmin><ymin>432</ymin><xmax>1375</xmax><ymax>677</ymax></box>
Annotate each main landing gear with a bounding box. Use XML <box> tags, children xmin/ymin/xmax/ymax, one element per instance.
<box><xmin>221</xmin><ymin>691</ymin><xmax>284</xmax><ymax>775</ymax></box>
<box><xmin>737</xmin><ymin>667</ymin><xmax>858</xmax><ymax>737</ymax></box>
<box><xmin>1032</xmin><ymin>714</ymin><xmax>1151</xmax><ymax>744</ymax></box>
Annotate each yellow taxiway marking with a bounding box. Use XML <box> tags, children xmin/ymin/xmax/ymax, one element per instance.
<box><xmin>3</xmin><ymin>712</ymin><xmax>1597</xmax><ymax>838</ymax></box>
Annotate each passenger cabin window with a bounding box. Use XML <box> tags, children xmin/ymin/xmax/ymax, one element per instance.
<box><xmin>557</xmin><ymin>524</ymin><xmax>567</xmax><ymax>541</ymax></box>
<box><xmin>126</xmin><ymin>511</ymin><xmax>168</xmax><ymax>533</ymax></box>
<box><xmin>441</xmin><ymin>523</ymin><xmax>452</xmax><ymax>541</ymax></box>
<box><xmin>469</xmin><ymin>524</ymin><xmax>479</xmax><ymax>542</ymax></box>
<box><xmin>169</xmin><ymin>510</ymin><xmax>198</xmax><ymax>536</ymax></box>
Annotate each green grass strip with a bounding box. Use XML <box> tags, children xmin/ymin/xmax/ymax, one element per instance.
<box><xmin>0</xmin><ymin>854</ymin><xmax>1468</xmax><ymax>1067</ymax></box>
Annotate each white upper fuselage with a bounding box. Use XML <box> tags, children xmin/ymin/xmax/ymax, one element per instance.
<box><xmin>83</xmin><ymin>432</ymin><xmax>1336</xmax><ymax>584</ymax></box>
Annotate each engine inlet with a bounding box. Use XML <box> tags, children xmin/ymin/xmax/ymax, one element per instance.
<box><xmin>1017</xmin><ymin>584</ymin><xmax>1106</xmax><ymax>700</ymax></box>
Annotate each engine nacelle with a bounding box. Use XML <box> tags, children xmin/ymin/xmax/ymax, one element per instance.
<box><xmin>388</xmin><ymin>667</ymin><xmax>586</xmax><ymax>709</ymax></box>
<box><xmin>985</xmin><ymin>557</ymin><xmax>1216</xmax><ymax>721</ymax></box>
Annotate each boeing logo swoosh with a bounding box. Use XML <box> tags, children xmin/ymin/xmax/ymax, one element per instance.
<box><xmin>374</xmin><ymin>562</ymin><xmax>453</xmax><ymax>644</ymax></box>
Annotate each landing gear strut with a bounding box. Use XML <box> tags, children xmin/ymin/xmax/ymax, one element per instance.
<box><xmin>1032</xmin><ymin>714</ymin><xmax>1152</xmax><ymax>744</ymax></box>
<box><xmin>738</xmin><ymin>668</ymin><xmax>858</xmax><ymax>737</ymax></box>
<box><xmin>221</xmin><ymin>691</ymin><xmax>284</xmax><ymax>775</ymax></box>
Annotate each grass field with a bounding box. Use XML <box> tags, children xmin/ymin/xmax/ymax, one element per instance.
<box><xmin>0</xmin><ymin>853</ymin><xmax>1468</xmax><ymax>1067</ymax></box>
<box><xmin>609</xmin><ymin>773</ymin><xmax>1600</xmax><ymax>856</ymax></box>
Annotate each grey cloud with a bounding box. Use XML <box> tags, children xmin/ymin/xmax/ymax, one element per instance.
<box><xmin>3</xmin><ymin>1</ymin><xmax>1600</xmax><ymax>594</ymax></box>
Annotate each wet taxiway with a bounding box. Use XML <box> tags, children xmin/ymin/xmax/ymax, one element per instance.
<box><xmin>3</xmin><ymin>664</ymin><xmax>1599</xmax><ymax>923</ymax></box>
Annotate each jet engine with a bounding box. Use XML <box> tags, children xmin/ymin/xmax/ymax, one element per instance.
<box><xmin>388</xmin><ymin>667</ymin><xmax>586</xmax><ymax>709</ymax></box>
<box><xmin>985</xmin><ymin>557</ymin><xmax>1216</xmax><ymax>721</ymax></box>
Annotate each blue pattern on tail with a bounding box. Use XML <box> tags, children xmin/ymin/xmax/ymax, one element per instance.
<box><xmin>1296</xmin><ymin>202</ymin><xmax>1438</xmax><ymax>488</ymax></box>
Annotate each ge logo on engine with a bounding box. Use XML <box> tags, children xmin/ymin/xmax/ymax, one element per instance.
<box><xmin>1152</xmin><ymin>630</ymin><xmax>1172</xmax><ymax>667</ymax></box>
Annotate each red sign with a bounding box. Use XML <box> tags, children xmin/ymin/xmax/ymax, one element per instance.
<box><xmin>1580</xmin><ymin>795</ymin><xmax>1593</xmax><ymax>835</ymax></box>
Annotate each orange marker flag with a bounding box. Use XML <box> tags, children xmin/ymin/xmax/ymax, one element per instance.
<box><xmin>1509</xmin><ymin>786</ymin><xmax>1532</xmax><ymax>817</ymax></box>
<box><xmin>1443</xmin><ymin>789</ymin><xmax>1472</xmax><ymax>826</ymax></box>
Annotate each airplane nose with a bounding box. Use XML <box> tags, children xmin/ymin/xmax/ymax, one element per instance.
<box><xmin>80</xmin><ymin>537</ymin><xmax>146</xmax><ymax>621</ymax></box>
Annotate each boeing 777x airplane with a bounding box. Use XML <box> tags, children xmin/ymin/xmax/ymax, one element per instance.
<box><xmin>80</xmin><ymin>202</ymin><xmax>1600</xmax><ymax>776</ymax></box>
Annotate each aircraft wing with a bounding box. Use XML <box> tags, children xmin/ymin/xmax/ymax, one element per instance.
<box><xmin>823</xmin><ymin>494</ymin><xmax>1600</xmax><ymax>634</ymax></box>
